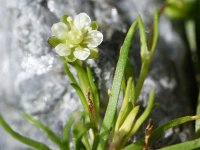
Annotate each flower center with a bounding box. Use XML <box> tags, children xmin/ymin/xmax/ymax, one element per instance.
<box><xmin>67</xmin><ymin>29</ymin><xmax>83</xmax><ymax>45</ymax></box>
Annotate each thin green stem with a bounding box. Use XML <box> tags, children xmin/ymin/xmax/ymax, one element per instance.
<box><xmin>64</xmin><ymin>61</ymin><xmax>78</xmax><ymax>85</ymax></box>
<box><xmin>134</xmin><ymin>61</ymin><xmax>150</xmax><ymax>102</ymax></box>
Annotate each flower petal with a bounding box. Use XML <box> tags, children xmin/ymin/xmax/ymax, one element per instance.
<box><xmin>84</xmin><ymin>30</ymin><xmax>103</xmax><ymax>48</ymax></box>
<box><xmin>55</xmin><ymin>44</ymin><xmax>71</xmax><ymax>56</ymax></box>
<box><xmin>74</xmin><ymin>47</ymin><xmax>90</xmax><ymax>60</ymax></box>
<box><xmin>51</xmin><ymin>22</ymin><xmax>68</xmax><ymax>39</ymax></box>
<box><xmin>74</xmin><ymin>13</ymin><xmax>91</xmax><ymax>30</ymax></box>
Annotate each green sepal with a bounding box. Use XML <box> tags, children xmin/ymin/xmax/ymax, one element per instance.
<box><xmin>61</xmin><ymin>14</ymin><xmax>70</xmax><ymax>24</ymax></box>
<box><xmin>89</xmin><ymin>48</ymin><xmax>100</xmax><ymax>58</ymax></box>
<box><xmin>91</xmin><ymin>21</ymin><xmax>98</xmax><ymax>30</ymax></box>
<box><xmin>48</xmin><ymin>37</ymin><xmax>62</xmax><ymax>47</ymax></box>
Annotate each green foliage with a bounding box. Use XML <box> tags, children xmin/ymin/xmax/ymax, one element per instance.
<box><xmin>86</xmin><ymin>65</ymin><xmax>100</xmax><ymax>120</ymax></box>
<box><xmin>150</xmin><ymin>116</ymin><xmax>200</xmax><ymax>143</ymax></box>
<box><xmin>63</xmin><ymin>62</ymin><xmax>78</xmax><ymax>85</ymax></box>
<box><xmin>63</xmin><ymin>111</ymin><xmax>84</xmax><ymax>150</ymax></box>
<box><xmin>71</xmin><ymin>83</ymin><xmax>89</xmax><ymax>114</ymax></box>
<box><xmin>123</xmin><ymin>116</ymin><xmax>200</xmax><ymax>150</ymax></box>
<box><xmin>165</xmin><ymin>0</ymin><xmax>196</xmax><ymax>19</ymax></box>
<box><xmin>160</xmin><ymin>138</ymin><xmax>200</xmax><ymax>150</ymax></box>
<box><xmin>0</xmin><ymin>115</ymin><xmax>51</xmax><ymax>150</ymax></box>
<box><xmin>23</xmin><ymin>113</ymin><xmax>65</xmax><ymax>150</ymax></box>
<box><xmin>196</xmin><ymin>90</ymin><xmax>200</xmax><ymax>137</ymax></box>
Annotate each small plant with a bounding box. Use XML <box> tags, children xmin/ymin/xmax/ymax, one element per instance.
<box><xmin>1</xmin><ymin>7</ymin><xmax>200</xmax><ymax>150</ymax></box>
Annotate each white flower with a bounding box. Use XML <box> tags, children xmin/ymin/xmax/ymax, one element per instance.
<box><xmin>51</xmin><ymin>13</ymin><xmax>103</xmax><ymax>61</ymax></box>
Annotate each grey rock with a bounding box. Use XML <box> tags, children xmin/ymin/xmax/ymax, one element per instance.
<box><xmin>0</xmin><ymin>0</ymin><xmax>197</xmax><ymax>149</ymax></box>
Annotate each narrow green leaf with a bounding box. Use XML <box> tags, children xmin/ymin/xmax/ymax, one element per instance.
<box><xmin>116</xmin><ymin>102</ymin><xmax>133</xmax><ymax>132</ymax></box>
<box><xmin>63</xmin><ymin>111</ymin><xmax>85</xmax><ymax>150</ymax></box>
<box><xmin>71</xmin><ymin>83</ymin><xmax>89</xmax><ymax>114</ymax></box>
<box><xmin>119</xmin><ymin>105</ymin><xmax>140</xmax><ymax>136</ymax></box>
<box><xmin>150</xmin><ymin>10</ymin><xmax>159</xmax><ymax>54</ymax></box>
<box><xmin>0</xmin><ymin>114</ymin><xmax>51</xmax><ymax>150</ymax></box>
<box><xmin>121</xmin><ymin>89</ymin><xmax>155</xmax><ymax>147</ymax></box>
<box><xmin>23</xmin><ymin>113</ymin><xmax>64</xmax><ymax>150</ymax></box>
<box><xmin>196</xmin><ymin>90</ymin><xmax>200</xmax><ymax>137</ymax></box>
<box><xmin>47</xmin><ymin>37</ymin><xmax>62</xmax><ymax>47</ymax></box>
<box><xmin>134</xmin><ymin>10</ymin><xmax>158</xmax><ymax>101</ymax></box>
<box><xmin>134</xmin><ymin>61</ymin><xmax>149</xmax><ymax>101</ymax></box>
<box><xmin>111</xmin><ymin>106</ymin><xmax>140</xmax><ymax>149</ymax></box>
<box><xmin>72</xmin><ymin>122</ymin><xmax>87</xmax><ymax>150</ymax></box>
<box><xmin>151</xmin><ymin>115</ymin><xmax>200</xmax><ymax>144</ymax></box>
<box><xmin>122</xmin><ymin>141</ymin><xmax>143</xmax><ymax>150</ymax></box>
<box><xmin>92</xmin><ymin>134</ymin><xmax>100</xmax><ymax>150</ymax></box>
<box><xmin>63</xmin><ymin>111</ymin><xmax>84</xmax><ymax>145</ymax></box>
<box><xmin>134</xmin><ymin>13</ymin><xmax>150</xmax><ymax>101</ymax></box>
<box><xmin>164</xmin><ymin>0</ymin><xmax>195</xmax><ymax>20</ymax></box>
<box><xmin>115</xmin><ymin>77</ymin><xmax>134</xmax><ymax>132</ymax></box>
<box><xmin>123</xmin><ymin>116</ymin><xmax>200</xmax><ymax>150</ymax></box>
<box><xmin>138</xmin><ymin>14</ymin><xmax>148</xmax><ymax>61</ymax></box>
<box><xmin>75</xmin><ymin>141</ymin><xmax>87</xmax><ymax>150</ymax></box>
<box><xmin>159</xmin><ymin>137</ymin><xmax>200</xmax><ymax>150</ymax></box>
<box><xmin>121</xmin><ymin>76</ymin><xmax>126</xmax><ymax>96</ymax></box>
<box><xmin>124</xmin><ymin>59</ymin><xmax>135</xmax><ymax>83</ymax></box>
<box><xmin>97</xmin><ymin>19</ymin><xmax>138</xmax><ymax>150</ymax></box>
<box><xmin>185</xmin><ymin>20</ymin><xmax>196</xmax><ymax>52</ymax></box>
<box><xmin>73</xmin><ymin>122</ymin><xmax>95</xmax><ymax>150</ymax></box>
